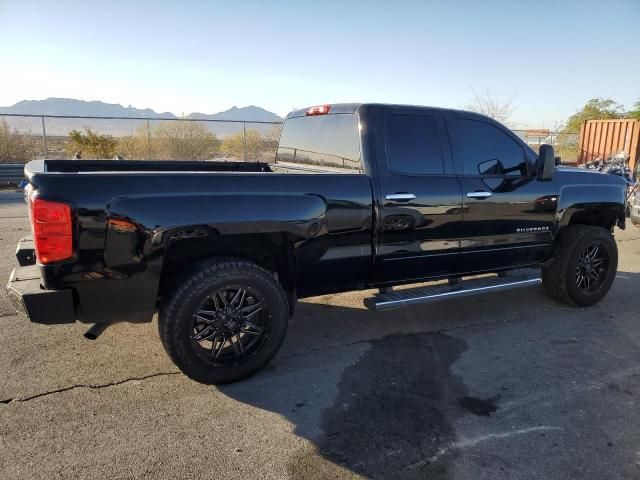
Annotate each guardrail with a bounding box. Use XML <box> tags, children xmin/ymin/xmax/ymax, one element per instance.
<box><xmin>0</xmin><ymin>164</ymin><xmax>25</xmax><ymax>185</ymax></box>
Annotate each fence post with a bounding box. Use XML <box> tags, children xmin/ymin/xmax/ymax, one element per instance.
<box><xmin>146</xmin><ymin>120</ymin><xmax>151</xmax><ymax>160</ymax></box>
<box><xmin>243</xmin><ymin>122</ymin><xmax>247</xmax><ymax>161</ymax></box>
<box><xmin>41</xmin><ymin>116</ymin><xmax>48</xmax><ymax>158</ymax></box>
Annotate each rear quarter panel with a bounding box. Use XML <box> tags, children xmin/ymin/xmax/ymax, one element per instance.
<box><xmin>29</xmin><ymin>170</ymin><xmax>373</xmax><ymax>322</ymax></box>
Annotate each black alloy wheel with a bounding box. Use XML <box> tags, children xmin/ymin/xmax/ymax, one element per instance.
<box><xmin>190</xmin><ymin>287</ymin><xmax>269</xmax><ymax>365</ymax></box>
<box><xmin>575</xmin><ymin>242</ymin><xmax>609</xmax><ymax>293</ymax></box>
<box><xmin>159</xmin><ymin>257</ymin><xmax>289</xmax><ymax>384</ymax></box>
<box><xmin>541</xmin><ymin>225</ymin><xmax>618</xmax><ymax>307</ymax></box>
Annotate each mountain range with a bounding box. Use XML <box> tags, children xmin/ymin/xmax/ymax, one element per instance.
<box><xmin>0</xmin><ymin>98</ymin><xmax>283</xmax><ymax>136</ymax></box>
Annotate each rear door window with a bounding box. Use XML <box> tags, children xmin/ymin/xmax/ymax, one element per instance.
<box><xmin>385</xmin><ymin>114</ymin><xmax>444</xmax><ymax>175</ymax></box>
<box><xmin>448</xmin><ymin>117</ymin><xmax>528</xmax><ymax>176</ymax></box>
<box><xmin>276</xmin><ymin>114</ymin><xmax>361</xmax><ymax>171</ymax></box>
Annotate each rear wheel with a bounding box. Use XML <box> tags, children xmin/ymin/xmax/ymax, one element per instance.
<box><xmin>159</xmin><ymin>257</ymin><xmax>289</xmax><ymax>384</ymax></box>
<box><xmin>542</xmin><ymin>225</ymin><xmax>618</xmax><ymax>307</ymax></box>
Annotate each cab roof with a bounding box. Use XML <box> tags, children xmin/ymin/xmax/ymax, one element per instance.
<box><xmin>286</xmin><ymin>103</ymin><xmax>492</xmax><ymax>121</ymax></box>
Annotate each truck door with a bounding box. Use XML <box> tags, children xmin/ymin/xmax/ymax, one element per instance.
<box><xmin>445</xmin><ymin>113</ymin><xmax>556</xmax><ymax>273</ymax></box>
<box><xmin>372</xmin><ymin>106</ymin><xmax>463</xmax><ymax>284</ymax></box>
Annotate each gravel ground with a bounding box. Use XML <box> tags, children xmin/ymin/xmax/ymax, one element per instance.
<box><xmin>1</xmin><ymin>191</ymin><xmax>639</xmax><ymax>479</ymax></box>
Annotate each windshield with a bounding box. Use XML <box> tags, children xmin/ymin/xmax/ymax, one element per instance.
<box><xmin>276</xmin><ymin>114</ymin><xmax>362</xmax><ymax>171</ymax></box>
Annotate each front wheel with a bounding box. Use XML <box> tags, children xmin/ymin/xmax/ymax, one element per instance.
<box><xmin>159</xmin><ymin>257</ymin><xmax>289</xmax><ymax>384</ymax></box>
<box><xmin>542</xmin><ymin>225</ymin><xmax>618</xmax><ymax>307</ymax></box>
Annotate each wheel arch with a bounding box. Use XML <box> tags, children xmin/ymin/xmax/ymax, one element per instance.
<box><xmin>556</xmin><ymin>184</ymin><xmax>627</xmax><ymax>235</ymax></box>
<box><xmin>564</xmin><ymin>207</ymin><xmax>622</xmax><ymax>231</ymax></box>
<box><xmin>553</xmin><ymin>207</ymin><xmax>620</xmax><ymax>254</ymax></box>
<box><xmin>158</xmin><ymin>231</ymin><xmax>296</xmax><ymax>301</ymax></box>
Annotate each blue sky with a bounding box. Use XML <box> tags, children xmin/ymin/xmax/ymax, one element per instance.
<box><xmin>0</xmin><ymin>0</ymin><xmax>638</xmax><ymax>127</ymax></box>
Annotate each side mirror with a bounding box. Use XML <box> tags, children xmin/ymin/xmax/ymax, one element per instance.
<box><xmin>538</xmin><ymin>144</ymin><xmax>555</xmax><ymax>181</ymax></box>
<box><xmin>478</xmin><ymin>159</ymin><xmax>501</xmax><ymax>175</ymax></box>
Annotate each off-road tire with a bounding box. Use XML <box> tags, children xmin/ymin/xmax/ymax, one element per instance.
<box><xmin>159</xmin><ymin>257</ymin><xmax>289</xmax><ymax>384</ymax></box>
<box><xmin>541</xmin><ymin>225</ymin><xmax>618</xmax><ymax>307</ymax></box>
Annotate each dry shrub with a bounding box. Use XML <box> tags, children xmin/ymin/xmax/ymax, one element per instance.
<box><xmin>117</xmin><ymin>121</ymin><xmax>220</xmax><ymax>160</ymax></box>
<box><xmin>0</xmin><ymin>119</ymin><xmax>37</xmax><ymax>163</ymax></box>
<box><xmin>220</xmin><ymin>129</ymin><xmax>273</xmax><ymax>162</ymax></box>
<box><xmin>65</xmin><ymin>128</ymin><xmax>118</xmax><ymax>159</ymax></box>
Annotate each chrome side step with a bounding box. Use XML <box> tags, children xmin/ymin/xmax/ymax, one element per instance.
<box><xmin>364</xmin><ymin>273</ymin><xmax>541</xmax><ymax>311</ymax></box>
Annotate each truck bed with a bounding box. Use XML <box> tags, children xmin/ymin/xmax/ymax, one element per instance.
<box><xmin>30</xmin><ymin>159</ymin><xmax>359</xmax><ymax>175</ymax></box>
<box><xmin>33</xmin><ymin>159</ymin><xmax>273</xmax><ymax>173</ymax></box>
<box><xmin>21</xmin><ymin>158</ymin><xmax>374</xmax><ymax>324</ymax></box>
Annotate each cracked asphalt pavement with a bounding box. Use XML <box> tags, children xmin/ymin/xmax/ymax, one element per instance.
<box><xmin>1</xmin><ymin>191</ymin><xmax>640</xmax><ymax>479</ymax></box>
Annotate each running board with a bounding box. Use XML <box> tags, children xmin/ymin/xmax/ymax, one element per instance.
<box><xmin>364</xmin><ymin>273</ymin><xmax>541</xmax><ymax>311</ymax></box>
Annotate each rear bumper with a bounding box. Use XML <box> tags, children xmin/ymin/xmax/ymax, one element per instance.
<box><xmin>6</xmin><ymin>265</ymin><xmax>76</xmax><ymax>324</ymax></box>
<box><xmin>8</xmin><ymin>236</ymin><xmax>157</xmax><ymax>325</ymax></box>
<box><xmin>15</xmin><ymin>236</ymin><xmax>35</xmax><ymax>266</ymax></box>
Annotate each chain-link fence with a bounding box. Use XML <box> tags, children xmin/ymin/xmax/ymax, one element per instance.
<box><xmin>0</xmin><ymin>113</ymin><xmax>581</xmax><ymax>164</ymax></box>
<box><xmin>512</xmin><ymin>129</ymin><xmax>580</xmax><ymax>163</ymax></box>
<box><xmin>0</xmin><ymin>114</ymin><xmax>283</xmax><ymax>163</ymax></box>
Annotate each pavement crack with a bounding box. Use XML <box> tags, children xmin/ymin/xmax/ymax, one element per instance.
<box><xmin>402</xmin><ymin>426</ymin><xmax>565</xmax><ymax>471</ymax></box>
<box><xmin>0</xmin><ymin>371</ymin><xmax>181</xmax><ymax>405</ymax></box>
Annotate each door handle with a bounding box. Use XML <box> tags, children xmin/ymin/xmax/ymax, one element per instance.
<box><xmin>466</xmin><ymin>191</ymin><xmax>492</xmax><ymax>199</ymax></box>
<box><xmin>386</xmin><ymin>193</ymin><xmax>416</xmax><ymax>201</ymax></box>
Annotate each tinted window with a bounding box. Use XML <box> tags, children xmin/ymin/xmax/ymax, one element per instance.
<box><xmin>276</xmin><ymin>114</ymin><xmax>361</xmax><ymax>171</ymax></box>
<box><xmin>449</xmin><ymin>118</ymin><xmax>527</xmax><ymax>176</ymax></box>
<box><xmin>385</xmin><ymin>114</ymin><xmax>444</xmax><ymax>175</ymax></box>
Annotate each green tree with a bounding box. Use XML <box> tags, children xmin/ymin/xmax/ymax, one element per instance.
<box><xmin>65</xmin><ymin>128</ymin><xmax>118</xmax><ymax>159</ymax></box>
<box><xmin>626</xmin><ymin>100</ymin><xmax>640</xmax><ymax>119</ymax></box>
<box><xmin>563</xmin><ymin>98</ymin><xmax>624</xmax><ymax>133</ymax></box>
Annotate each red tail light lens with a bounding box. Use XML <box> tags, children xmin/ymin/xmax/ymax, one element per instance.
<box><xmin>306</xmin><ymin>104</ymin><xmax>331</xmax><ymax>116</ymax></box>
<box><xmin>30</xmin><ymin>198</ymin><xmax>73</xmax><ymax>264</ymax></box>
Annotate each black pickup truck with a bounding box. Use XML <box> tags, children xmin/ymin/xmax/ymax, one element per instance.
<box><xmin>7</xmin><ymin>103</ymin><xmax>628</xmax><ymax>384</ymax></box>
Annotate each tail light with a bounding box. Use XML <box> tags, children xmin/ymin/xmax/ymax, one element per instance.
<box><xmin>29</xmin><ymin>197</ymin><xmax>73</xmax><ymax>264</ymax></box>
<box><xmin>306</xmin><ymin>104</ymin><xmax>331</xmax><ymax>116</ymax></box>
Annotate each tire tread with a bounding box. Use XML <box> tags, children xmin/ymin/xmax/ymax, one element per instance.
<box><xmin>542</xmin><ymin>225</ymin><xmax>617</xmax><ymax>307</ymax></box>
<box><xmin>158</xmin><ymin>256</ymin><xmax>289</xmax><ymax>384</ymax></box>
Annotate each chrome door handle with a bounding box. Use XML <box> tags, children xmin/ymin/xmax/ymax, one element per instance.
<box><xmin>386</xmin><ymin>193</ymin><xmax>416</xmax><ymax>201</ymax></box>
<box><xmin>466</xmin><ymin>191</ymin><xmax>492</xmax><ymax>199</ymax></box>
